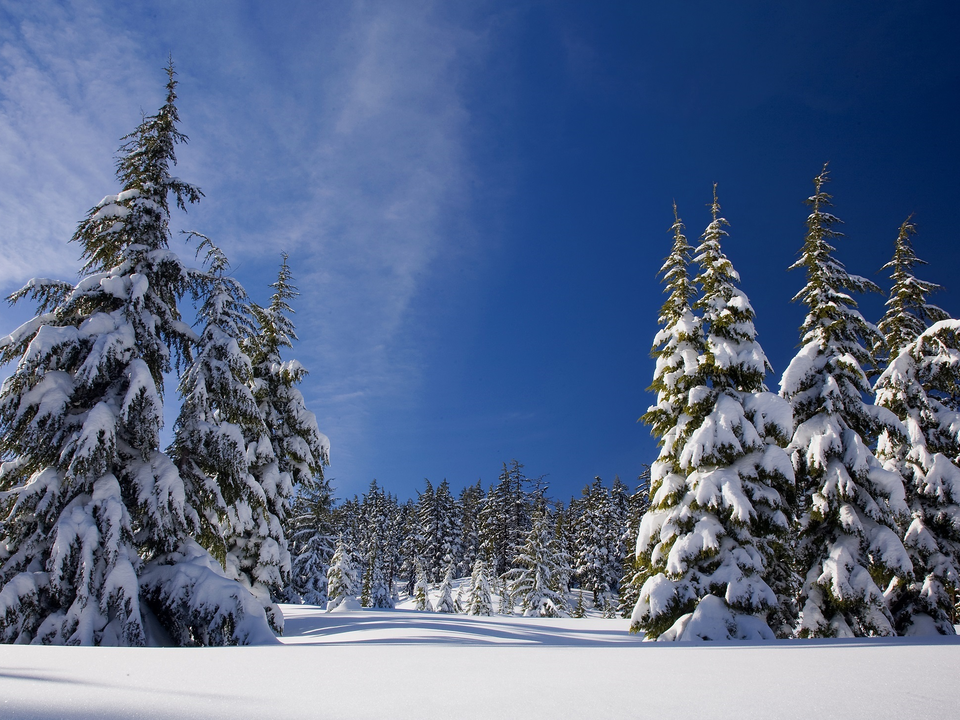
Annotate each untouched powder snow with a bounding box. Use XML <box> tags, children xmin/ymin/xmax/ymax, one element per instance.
<box><xmin>1</xmin><ymin>605</ymin><xmax>958</xmax><ymax>719</ymax></box>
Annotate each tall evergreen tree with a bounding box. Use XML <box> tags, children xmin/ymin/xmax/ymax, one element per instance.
<box><xmin>618</xmin><ymin>469</ymin><xmax>651</xmax><ymax>618</ymax></box>
<box><xmin>435</xmin><ymin>480</ymin><xmax>461</xmax><ymax>577</ymax></box>
<box><xmin>780</xmin><ymin>165</ymin><xmax>911</xmax><ymax>637</ymax></box>
<box><xmin>0</xmin><ymin>65</ymin><xmax>273</xmax><ymax>646</ymax></box>
<box><xmin>224</xmin><ymin>256</ymin><xmax>331</xmax><ymax>631</ymax></box>
<box><xmin>504</xmin><ymin>508</ymin><xmax>570</xmax><ymax>618</ymax></box>
<box><xmin>457</xmin><ymin>481</ymin><xmax>483</xmax><ymax>577</ymax></box>
<box><xmin>416</xmin><ymin>480</ymin><xmax>439</xmax><ymax>582</ymax></box>
<box><xmin>479</xmin><ymin>461</ymin><xmax>533</xmax><ymax>577</ymax></box>
<box><xmin>413</xmin><ymin>558</ymin><xmax>431</xmax><ymax>611</ymax></box>
<box><xmin>633</xmin><ymin>190</ymin><xmax>793</xmax><ymax>641</ymax></box>
<box><xmin>356</xmin><ymin>482</ymin><xmax>395</xmax><ymax>609</ymax></box>
<box><xmin>169</xmin><ymin>235</ymin><xmax>259</xmax><ymax>562</ymax></box>
<box><xmin>875</xmin><ymin>319</ymin><xmax>960</xmax><ymax>634</ymax></box>
<box><xmin>326</xmin><ymin>535</ymin><xmax>358</xmax><ymax>611</ymax></box>
<box><xmin>573</xmin><ymin>478</ymin><xmax>618</xmax><ymax>602</ymax></box>
<box><xmin>464</xmin><ymin>557</ymin><xmax>494</xmax><ymax>616</ymax></box>
<box><xmin>287</xmin><ymin>475</ymin><xmax>335</xmax><ymax>606</ymax></box>
<box><xmin>434</xmin><ymin>563</ymin><xmax>457</xmax><ymax>613</ymax></box>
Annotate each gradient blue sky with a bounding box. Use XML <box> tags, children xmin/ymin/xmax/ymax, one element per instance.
<box><xmin>2</xmin><ymin>1</ymin><xmax>958</xmax><ymax>502</ymax></box>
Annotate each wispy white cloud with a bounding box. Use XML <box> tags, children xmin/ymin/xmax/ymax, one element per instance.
<box><xmin>0</xmin><ymin>1</ymin><xmax>489</xmax><ymax>494</ymax></box>
<box><xmin>286</xmin><ymin>4</ymin><xmax>484</xmax><ymax>492</ymax></box>
<box><xmin>0</xmin><ymin>0</ymin><xmax>154</xmax><ymax>286</ymax></box>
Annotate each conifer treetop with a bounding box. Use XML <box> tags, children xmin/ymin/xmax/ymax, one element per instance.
<box><xmin>74</xmin><ymin>60</ymin><xmax>203</xmax><ymax>274</ymax></box>
<box><xmin>877</xmin><ymin>216</ymin><xmax>948</xmax><ymax>357</ymax></box>
<box><xmin>642</xmin><ymin>204</ymin><xmax>702</xmax><ymax>442</ymax></box>
<box><xmin>693</xmin><ymin>184</ymin><xmax>769</xmax><ymax>393</ymax></box>
<box><xmin>250</xmin><ymin>253</ymin><xmax>299</xmax><ymax>365</ymax></box>
<box><xmin>658</xmin><ymin>202</ymin><xmax>696</xmax><ymax>327</ymax></box>
<box><xmin>788</xmin><ymin>164</ymin><xmax>881</xmax><ymax>359</ymax></box>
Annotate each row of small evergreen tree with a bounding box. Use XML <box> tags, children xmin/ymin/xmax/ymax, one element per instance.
<box><xmin>632</xmin><ymin>169</ymin><xmax>960</xmax><ymax>640</ymax></box>
<box><xmin>287</xmin><ymin>461</ymin><xmax>651</xmax><ymax>618</ymax></box>
<box><xmin>0</xmin><ymin>65</ymin><xmax>330</xmax><ymax>646</ymax></box>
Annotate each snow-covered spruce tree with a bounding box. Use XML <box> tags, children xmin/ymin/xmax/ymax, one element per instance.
<box><xmin>413</xmin><ymin>558</ymin><xmax>431</xmax><ymax>611</ymax></box>
<box><xmin>573</xmin><ymin>477</ymin><xmax>619</xmax><ymax>603</ymax></box>
<box><xmin>287</xmin><ymin>475</ymin><xmax>335</xmax><ymax>606</ymax></box>
<box><xmin>876</xmin><ymin>217</ymin><xmax>948</xmax><ymax>361</ymax></box>
<box><xmin>464</xmin><ymin>557</ymin><xmax>493</xmax><ymax>616</ymax></box>
<box><xmin>416</xmin><ymin>480</ymin><xmax>439</xmax><ymax>582</ymax></box>
<box><xmin>504</xmin><ymin>508</ymin><xmax>569</xmax><ymax>617</ymax></box>
<box><xmin>479</xmin><ymin>460</ymin><xmax>535</xmax><ymax>577</ymax></box>
<box><xmin>781</xmin><ymin>166</ymin><xmax>912</xmax><ymax>638</ymax></box>
<box><xmin>633</xmin><ymin>191</ymin><xmax>794</xmax><ymax>641</ymax></box>
<box><xmin>224</xmin><ymin>256</ymin><xmax>330</xmax><ymax>631</ymax></box>
<box><xmin>362</xmin><ymin>550</ymin><xmax>393</xmax><ymax>609</ymax></box>
<box><xmin>618</xmin><ymin>469</ymin><xmax>651</xmax><ymax>618</ymax></box>
<box><xmin>435</xmin><ymin>480</ymin><xmax>461</xmax><ymax>577</ymax></box>
<box><xmin>458</xmin><ymin>481</ymin><xmax>483</xmax><ymax>577</ymax></box>
<box><xmin>435</xmin><ymin>563</ymin><xmax>456</xmax><ymax>613</ymax></box>
<box><xmin>394</xmin><ymin>499</ymin><xmax>418</xmax><ymax>595</ymax></box>
<box><xmin>631</xmin><ymin>206</ymin><xmax>701</xmax><ymax>626</ymax></box>
<box><xmin>169</xmin><ymin>235</ymin><xmax>258</xmax><ymax>564</ymax></box>
<box><xmin>876</xmin><ymin>319</ymin><xmax>960</xmax><ymax>634</ymax></box>
<box><xmin>874</xmin><ymin>219</ymin><xmax>956</xmax><ymax>635</ymax></box>
<box><xmin>326</xmin><ymin>535</ymin><xmax>359</xmax><ymax>611</ymax></box>
<box><xmin>497</xmin><ymin>576</ymin><xmax>514</xmax><ymax>615</ymax></box>
<box><xmin>0</xmin><ymin>65</ymin><xmax>274</xmax><ymax>646</ymax></box>
<box><xmin>357</xmin><ymin>481</ymin><xmax>395</xmax><ymax>609</ymax></box>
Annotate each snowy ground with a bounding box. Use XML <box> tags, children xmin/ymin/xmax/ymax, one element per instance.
<box><xmin>2</xmin><ymin>602</ymin><xmax>958</xmax><ymax>719</ymax></box>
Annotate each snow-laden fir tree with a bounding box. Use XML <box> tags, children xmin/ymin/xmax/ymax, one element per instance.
<box><xmin>874</xmin><ymin>219</ymin><xmax>956</xmax><ymax>635</ymax></box>
<box><xmin>479</xmin><ymin>460</ymin><xmax>533</xmax><ymax>577</ymax></box>
<box><xmin>226</xmin><ymin>254</ymin><xmax>330</xmax><ymax>628</ymax></box>
<box><xmin>633</xmin><ymin>191</ymin><xmax>794</xmax><ymax>641</ymax></box>
<box><xmin>415</xmin><ymin>480</ymin><xmax>438</xmax><ymax>581</ymax></box>
<box><xmin>362</xmin><ymin>550</ymin><xmax>393</xmax><ymax>609</ymax></box>
<box><xmin>780</xmin><ymin>165</ymin><xmax>912</xmax><ymax>637</ymax></box>
<box><xmin>630</xmin><ymin>208</ymin><xmax>700</xmax><ymax>628</ymax></box>
<box><xmin>434</xmin><ymin>563</ymin><xmax>456</xmax><ymax>613</ymax></box>
<box><xmin>464</xmin><ymin>558</ymin><xmax>493</xmax><ymax>616</ymax></box>
<box><xmin>326</xmin><ymin>535</ymin><xmax>358</xmax><ymax>611</ymax></box>
<box><xmin>618</xmin><ymin>469</ymin><xmax>651</xmax><ymax>618</ymax></box>
<box><xmin>357</xmin><ymin>482</ymin><xmax>395</xmax><ymax>609</ymax></box>
<box><xmin>497</xmin><ymin>577</ymin><xmax>514</xmax><ymax>615</ymax></box>
<box><xmin>394</xmin><ymin>499</ymin><xmax>418</xmax><ymax>595</ymax></box>
<box><xmin>875</xmin><ymin>315</ymin><xmax>960</xmax><ymax>632</ymax></box>
<box><xmin>504</xmin><ymin>508</ymin><xmax>569</xmax><ymax>618</ymax></box>
<box><xmin>876</xmin><ymin>217</ymin><xmax>949</xmax><ymax>361</ymax></box>
<box><xmin>0</xmin><ymin>65</ymin><xmax>274</xmax><ymax>646</ymax></box>
<box><xmin>413</xmin><ymin>558</ymin><xmax>431</xmax><ymax>611</ymax></box>
<box><xmin>287</xmin><ymin>475</ymin><xmax>335</xmax><ymax>606</ymax></box>
<box><xmin>169</xmin><ymin>235</ymin><xmax>259</xmax><ymax>565</ymax></box>
<box><xmin>435</xmin><ymin>480</ymin><xmax>461</xmax><ymax>578</ymax></box>
<box><xmin>573</xmin><ymin>477</ymin><xmax>620</xmax><ymax>603</ymax></box>
<box><xmin>458</xmin><ymin>481</ymin><xmax>483</xmax><ymax>577</ymax></box>
<box><xmin>571</xmin><ymin>591</ymin><xmax>587</xmax><ymax>618</ymax></box>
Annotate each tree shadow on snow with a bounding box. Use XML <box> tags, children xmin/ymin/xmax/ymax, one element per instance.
<box><xmin>281</xmin><ymin>608</ymin><xmax>647</xmax><ymax>646</ymax></box>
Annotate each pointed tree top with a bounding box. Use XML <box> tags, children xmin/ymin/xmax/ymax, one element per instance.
<box><xmin>809</xmin><ymin>162</ymin><xmax>833</xmax><ymax>214</ymax></box>
<box><xmin>709</xmin><ymin>182</ymin><xmax>720</xmax><ymax>222</ymax></box>
<box><xmin>878</xmin><ymin>215</ymin><xmax>949</xmax><ymax>354</ymax></box>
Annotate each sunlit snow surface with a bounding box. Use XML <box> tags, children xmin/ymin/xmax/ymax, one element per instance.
<box><xmin>2</xmin><ymin>605</ymin><xmax>958</xmax><ymax>719</ymax></box>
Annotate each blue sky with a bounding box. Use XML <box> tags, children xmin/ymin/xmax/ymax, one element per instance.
<box><xmin>1</xmin><ymin>0</ymin><xmax>958</xmax><ymax>503</ymax></box>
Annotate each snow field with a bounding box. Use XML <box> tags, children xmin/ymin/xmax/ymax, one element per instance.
<box><xmin>2</xmin><ymin>605</ymin><xmax>958</xmax><ymax>720</ymax></box>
